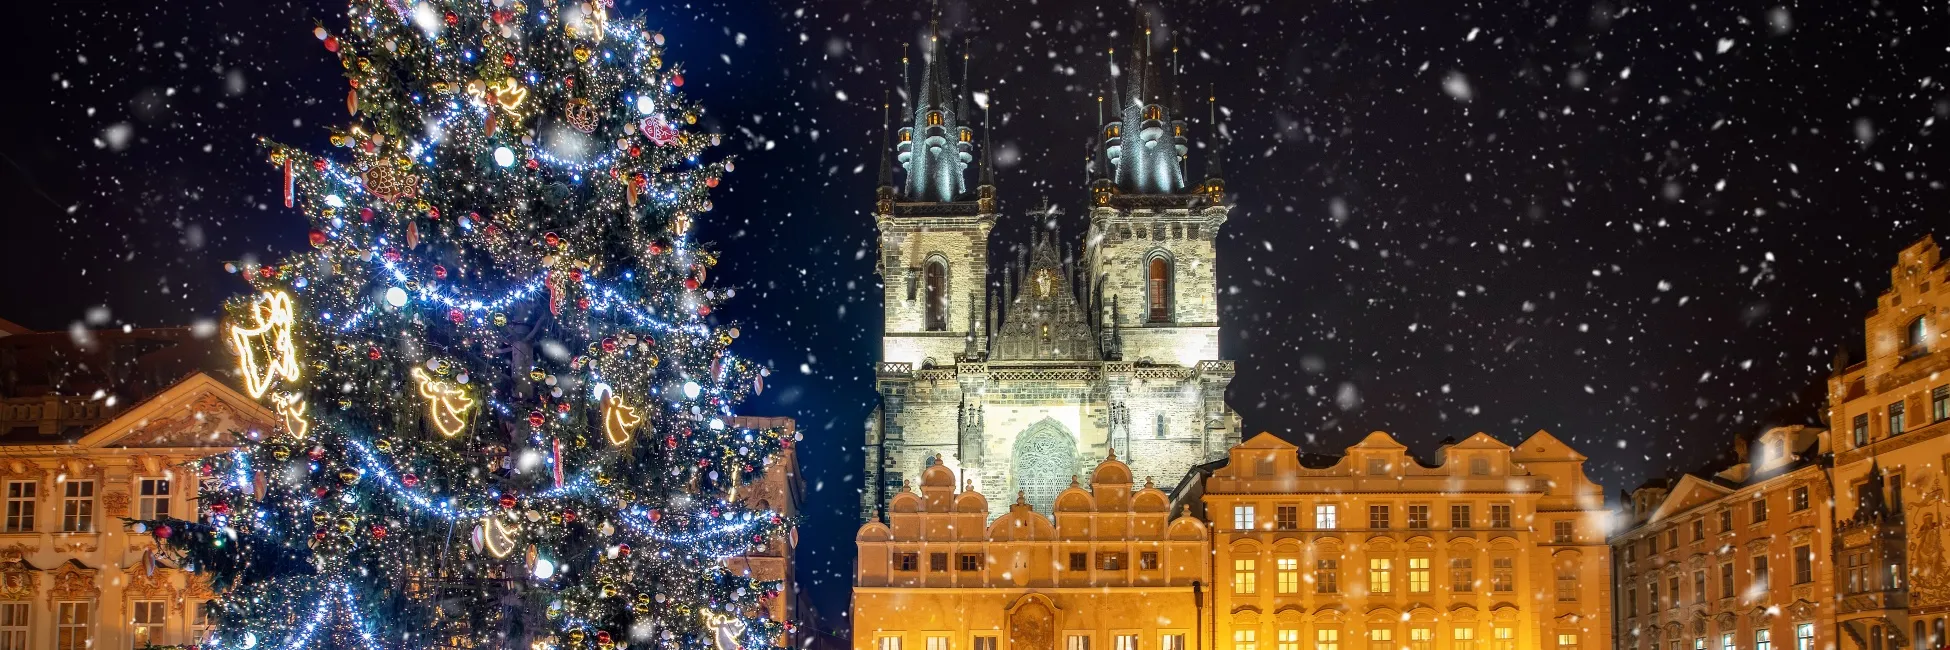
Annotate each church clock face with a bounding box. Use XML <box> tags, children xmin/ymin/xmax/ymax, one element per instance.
<box><xmin>1034</xmin><ymin>268</ymin><xmax>1056</xmax><ymax>298</ymax></box>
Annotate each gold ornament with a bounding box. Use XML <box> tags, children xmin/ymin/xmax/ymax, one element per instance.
<box><xmin>563</xmin><ymin>98</ymin><xmax>599</xmax><ymax>133</ymax></box>
<box><xmin>573</xmin><ymin>46</ymin><xmax>591</xmax><ymax>63</ymax></box>
<box><xmin>411</xmin><ymin>367</ymin><xmax>477</xmax><ymax>437</ymax></box>
<box><xmin>230</xmin><ymin>291</ymin><xmax>301</xmax><ymax>399</ymax></box>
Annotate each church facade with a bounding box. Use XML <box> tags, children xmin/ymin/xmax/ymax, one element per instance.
<box><xmin>863</xmin><ymin>12</ymin><xmax>1240</xmax><ymax>520</ymax></box>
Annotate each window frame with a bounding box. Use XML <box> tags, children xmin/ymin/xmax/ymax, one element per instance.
<box><xmin>1368</xmin><ymin>557</ymin><xmax>1393</xmax><ymax>594</ymax></box>
<box><xmin>130</xmin><ymin>600</ymin><xmax>167</xmax><ymax>650</ymax></box>
<box><xmin>1489</xmin><ymin>503</ymin><xmax>1513</xmax><ymax>529</ymax></box>
<box><xmin>1233</xmin><ymin>558</ymin><xmax>1257</xmax><ymax>595</ymax></box>
<box><xmin>1368</xmin><ymin>504</ymin><xmax>1390</xmax><ymax>530</ymax></box>
<box><xmin>137</xmin><ymin>476</ymin><xmax>172</xmax><ymax>521</ymax></box>
<box><xmin>1451</xmin><ymin>557</ymin><xmax>1474</xmax><ymax>593</ymax></box>
<box><xmin>55</xmin><ymin>601</ymin><xmax>92</xmax><ymax>650</ymax></box>
<box><xmin>1408</xmin><ymin>557</ymin><xmax>1431</xmax><ymax>593</ymax></box>
<box><xmin>1451</xmin><ymin>503</ymin><xmax>1471</xmax><ymax>529</ymax></box>
<box><xmin>1406</xmin><ymin>504</ymin><xmax>1430</xmax><ymax>530</ymax></box>
<box><xmin>1315</xmin><ymin>558</ymin><xmax>1339</xmax><ymax>594</ymax></box>
<box><xmin>2</xmin><ymin>481</ymin><xmax>33</xmax><ymax>533</ymax></box>
<box><xmin>60</xmin><ymin>481</ymin><xmax>94</xmax><ymax>533</ymax></box>
<box><xmin>1146</xmin><ymin>255</ymin><xmax>1174</xmax><ymax>323</ymax></box>
<box><xmin>1233</xmin><ymin>504</ymin><xmax>1256</xmax><ymax>531</ymax></box>
<box><xmin>1315</xmin><ymin>504</ymin><xmax>1338</xmax><ymax>529</ymax></box>
<box><xmin>1274</xmin><ymin>505</ymin><xmax>1298</xmax><ymax>531</ymax></box>
<box><xmin>1275</xmin><ymin>557</ymin><xmax>1300</xmax><ymax>594</ymax></box>
<box><xmin>0</xmin><ymin>602</ymin><xmax>27</xmax><ymax>650</ymax></box>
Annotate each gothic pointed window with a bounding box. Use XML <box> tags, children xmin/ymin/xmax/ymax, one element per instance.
<box><xmin>1147</xmin><ymin>256</ymin><xmax>1172</xmax><ymax>323</ymax></box>
<box><xmin>924</xmin><ymin>259</ymin><xmax>948</xmax><ymax>331</ymax></box>
<box><xmin>1145</xmin><ymin>105</ymin><xmax>1162</xmax><ymax>121</ymax></box>
<box><xmin>927</xmin><ymin>111</ymin><xmax>944</xmax><ymax>127</ymax></box>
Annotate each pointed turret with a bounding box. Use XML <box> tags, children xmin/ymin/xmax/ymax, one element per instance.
<box><xmin>1097</xmin><ymin>10</ymin><xmax>1192</xmax><ymax>195</ymax></box>
<box><xmin>894</xmin><ymin>6</ymin><xmax>975</xmax><ymax>203</ymax></box>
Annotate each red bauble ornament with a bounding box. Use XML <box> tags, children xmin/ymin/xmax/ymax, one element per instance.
<box><xmin>155</xmin><ymin>525</ymin><xmax>174</xmax><ymax>539</ymax></box>
<box><xmin>259</xmin><ymin>265</ymin><xmax>277</xmax><ymax>278</ymax></box>
<box><xmin>486</xmin><ymin>224</ymin><xmax>501</xmax><ymax>237</ymax></box>
<box><xmin>529</xmin><ymin>410</ymin><xmax>546</xmax><ymax>427</ymax></box>
<box><xmin>402</xmin><ymin>474</ymin><xmax>420</xmax><ymax>487</ymax></box>
<box><xmin>647</xmin><ymin>241</ymin><xmax>665</xmax><ymax>255</ymax></box>
<box><xmin>427</xmin><ymin>206</ymin><xmax>440</xmax><ymax>220</ymax></box>
<box><xmin>433</xmin><ymin>265</ymin><xmax>448</xmax><ymax>279</ymax></box>
<box><xmin>449</xmin><ymin>309</ymin><xmax>464</xmax><ymax>323</ymax></box>
<box><xmin>502</xmin><ymin>52</ymin><xmax>515</xmax><ymax>66</ymax></box>
<box><xmin>323</xmin><ymin>36</ymin><xmax>339</xmax><ymax>52</ymax></box>
<box><xmin>314</xmin><ymin>486</ymin><xmax>331</xmax><ymax>498</ymax></box>
<box><xmin>601</xmin><ymin>338</ymin><xmax>618</xmax><ymax>352</ymax></box>
<box><xmin>629</xmin><ymin>146</ymin><xmax>642</xmax><ymax>157</ymax></box>
<box><xmin>562</xmin><ymin>510</ymin><xmax>577</xmax><ymax>524</ymax></box>
<box><xmin>368</xmin><ymin>346</ymin><xmax>383</xmax><ymax>360</ymax></box>
<box><xmin>649</xmin><ymin>509</ymin><xmax>662</xmax><ymax>522</ymax></box>
<box><xmin>492</xmin><ymin>10</ymin><xmax>510</xmax><ymax>23</ymax></box>
<box><xmin>577</xmin><ymin>297</ymin><xmax>592</xmax><ymax>310</ymax></box>
<box><xmin>616</xmin><ymin>543</ymin><xmax>631</xmax><ymax>556</ymax></box>
<box><xmin>525</xmin><ymin>158</ymin><xmax>540</xmax><ymax>169</ymax></box>
<box><xmin>383</xmin><ymin>249</ymin><xmax>402</xmax><ymax>262</ymax></box>
<box><xmin>665</xmin><ymin>435</ymin><xmax>677</xmax><ymax>450</ymax></box>
<box><xmin>569</xmin><ymin>268</ymin><xmax>584</xmax><ymax>282</ymax></box>
<box><xmin>209</xmin><ymin>502</ymin><xmax>231</xmax><ymax>515</ymax></box>
<box><xmin>312</xmin><ymin>158</ymin><xmax>327</xmax><ymax>171</ymax></box>
<box><xmin>596</xmin><ymin>632</ymin><xmax>612</xmax><ymax>645</ymax></box>
<box><xmin>544</xmin><ymin>232</ymin><xmax>561</xmax><ymax>247</ymax></box>
<box><xmin>682</xmin><ymin>278</ymin><xmax>699</xmax><ymax>291</ymax></box>
<box><xmin>308</xmin><ymin>447</ymin><xmax>327</xmax><ymax>461</ymax></box>
<box><xmin>372</xmin><ymin>525</ymin><xmax>388</xmax><ymax>540</ymax></box>
<box><xmin>499</xmin><ymin>494</ymin><xmax>518</xmax><ymax>509</ymax></box>
<box><xmin>705</xmin><ymin>177</ymin><xmax>719</xmax><ymax>188</ymax></box>
<box><xmin>698</xmin><ymin>304</ymin><xmax>712</xmax><ymax>316</ymax></box>
<box><xmin>672</xmin><ymin>73</ymin><xmax>685</xmax><ymax>87</ymax></box>
<box><xmin>308</xmin><ymin>229</ymin><xmax>328</xmax><ymax>247</ymax></box>
<box><xmin>199</xmin><ymin>462</ymin><xmax>214</xmax><ymax>477</ymax></box>
<box><xmin>557</xmin><ymin>402</ymin><xmax>571</xmax><ymax>413</ymax></box>
<box><xmin>360</xmin><ymin>207</ymin><xmax>375</xmax><ymax>222</ymax></box>
<box><xmin>443</xmin><ymin>11</ymin><xmax>458</xmax><ymax>25</ymax></box>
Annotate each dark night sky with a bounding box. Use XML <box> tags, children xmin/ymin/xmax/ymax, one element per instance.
<box><xmin>6</xmin><ymin>0</ymin><xmax>1949</xmax><ymax>631</ymax></box>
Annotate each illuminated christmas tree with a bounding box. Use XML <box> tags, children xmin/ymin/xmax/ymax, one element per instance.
<box><xmin>132</xmin><ymin>2</ymin><xmax>792</xmax><ymax>649</ymax></box>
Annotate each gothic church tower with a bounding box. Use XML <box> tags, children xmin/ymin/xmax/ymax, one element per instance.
<box><xmin>866</xmin><ymin>9</ymin><xmax>1236</xmax><ymax>521</ymax></box>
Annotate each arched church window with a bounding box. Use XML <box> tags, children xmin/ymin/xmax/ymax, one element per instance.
<box><xmin>1906</xmin><ymin>316</ymin><xmax>1928</xmax><ymax>355</ymax></box>
<box><xmin>1156</xmin><ymin>413</ymin><xmax>1167</xmax><ymax>439</ymax></box>
<box><xmin>1144</xmin><ymin>105</ymin><xmax>1162</xmax><ymax>121</ymax></box>
<box><xmin>960</xmin><ymin>129</ymin><xmax>972</xmax><ymax>142</ymax></box>
<box><xmin>924</xmin><ymin>259</ymin><xmax>948</xmax><ymax>331</ymax></box>
<box><xmin>1147</xmin><ymin>256</ymin><xmax>1172</xmax><ymax>322</ymax></box>
<box><xmin>927</xmin><ymin>111</ymin><xmax>944</xmax><ymax>127</ymax></box>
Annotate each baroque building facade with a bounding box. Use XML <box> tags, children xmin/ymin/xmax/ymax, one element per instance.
<box><xmin>851</xmin><ymin>453</ymin><xmax>1209</xmax><ymax>650</ymax></box>
<box><xmin>1609</xmin><ymin>426</ymin><xmax>1837</xmax><ymax>650</ymax></box>
<box><xmin>1827</xmin><ymin>236</ymin><xmax>1950</xmax><ymax>650</ymax></box>
<box><xmin>1185</xmin><ymin>432</ymin><xmax>1613</xmax><ymax>650</ymax></box>
<box><xmin>863</xmin><ymin>11</ymin><xmax>1239</xmax><ymax>520</ymax></box>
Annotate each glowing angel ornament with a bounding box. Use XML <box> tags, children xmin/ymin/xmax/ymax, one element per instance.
<box><xmin>230</xmin><ymin>291</ymin><xmax>301</xmax><ymax>399</ymax></box>
<box><xmin>603</xmin><ymin>393</ymin><xmax>644</xmax><ymax>446</ymax></box>
<box><xmin>272</xmin><ymin>393</ymin><xmax>310</xmax><ymax>438</ymax></box>
<box><xmin>410</xmin><ymin>367</ymin><xmax>476</xmax><ymax>437</ymax></box>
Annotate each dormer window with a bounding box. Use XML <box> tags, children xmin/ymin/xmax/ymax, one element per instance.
<box><xmin>1906</xmin><ymin>316</ymin><xmax>1929</xmax><ymax>357</ymax></box>
<box><xmin>927</xmin><ymin>111</ymin><xmax>943</xmax><ymax>127</ymax></box>
<box><xmin>1144</xmin><ymin>105</ymin><xmax>1162</xmax><ymax>121</ymax></box>
<box><xmin>959</xmin><ymin>129</ymin><xmax>972</xmax><ymax>143</ymax></box>
<box><xmin>1470</xmin><ymin>457</ymin><xmax>1490</xmax><ymax>476</ymax></box>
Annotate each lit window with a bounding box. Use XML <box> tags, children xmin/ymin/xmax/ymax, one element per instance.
<box><xmin>1936</xmin><ymin>386</ymin><xmax>1949</xmax><ymax>422</ymax></box>
<box><xmin>1161</xmin><ymin>635</ymin><xmax>1185</xmax><ymax>650</ymax></box>
<box><xmin>1317</xmin><ymin>630</ymin><xmax>1340</xmax><ymax>650</ymax></box>
<box><xmin>1234</xmin><ymin>559</ymin><xmax>1256</xmax><ymax>594</ymax></box>
<box><xmin>1069</xmin><ymin>636</ymin><xmax>1091</xmax><ymax>650</ymax></box>
<box><xmin>1278</xmin><ymin>630</ymin><xmax>1300</xmax><ymax>650</ymax></box>
<box><xmin>928</xmin><ymin>636</ymin><xmax>950</xmax><ymax>650</ymax></box>
<box><xmin>1454</xmin><ymin>628</ymin><xmax>1475</xmax><ymax>650</ymax></box>
<box><xmin>61</xmin><ymin>481</ymin><xmax>93</xmax><ymax>532</ymax></box>
<box><xmin>1409</xmin><ymin>557</ymin><xmax>1431</xmax><ymax>593</ymax></box>
<box><xmin>138</xmin><ymin>478</ymin><xmax>171</xmax><ymax>520</ymax></box>
<box><xmin>1558</xmin><ymin>635</ymin><xmax>1579</xmax><ymax>650</ymax></box>
<box><xmin>975</xmin><ymin>638</ymin><xmax>999</xmax><ymax>650</ymax></box>
<box><xmin>1722</xmin><ymin>633</ymin><xmax>1735</xmax><ymax>650</ymax></box>
<box><xmin>1368</xmin><ymin>629</ymin><xmax>1392</xmax><ymax>650</ymax></box>
<box><xmin>1493</xmin><ymin>628</ymin><xmax>1515</xmax><ymax>650</ymax></box>
<box><xmin>1115</xmin><ymin>635</ymin><xmax>1138</xmax><ymax>650</ymax></box>
<box><xmin>1233</xmin><ymin>630</ymin><xmax>1256</xmax><ymax>650</ymax></box>
<box><xmin>1411</xmin><ymin>628</ymin><xmax>1433</xmax><ymax>650</ymax></box>
<box><xmin>1891</xmin><ymin>401</ymin><xmax>1907</xmax><ymax>435</ymax></box>
<box><xmin>1855</xmin><ymin>414</ymin><xmax>1871</xmax><ymax>447</ymax></box>
<box><xmin>1792</xmin><ymin>487</ymin><xmax>1810</xmax><ymax>512</ymax></box>
<box><xmin>1233</xmin><ymin>505</ymin><xmax>1256</xmax><ymax>531</ymax></box>
<box><xmin>1907</xmin><ymin>316</ymin><xmax>1928</xmax><ymax>353</ymax></box>
<box><xmin>1369</xmin><ymin>558</ymin><xmax>1393</xmax><ymax>593</ymax></box>
<box><xmin>1276</xmin><ymin>558</ymin><xmax>1299</xmax><ymax>593</ymax></box>
<box><xmin>1315</xmin><ymin>504</ymin><xmax>1338</xmax><ymax>529</ymax></box>
<box><xmin>1755</xmin><ymin>629</ymin><xmax>1771</xmax><ymax>650</ymax></box>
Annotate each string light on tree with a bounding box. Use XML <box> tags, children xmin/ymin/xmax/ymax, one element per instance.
<box><xmin>130</xmin><ymin>1</ymin><xmax>796</xmax><ymax>649</ymax></box>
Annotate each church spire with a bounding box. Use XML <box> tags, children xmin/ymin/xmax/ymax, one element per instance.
<box><xmin>1096</xmin><ymin>9</ymin><xmax>1191</xmax><ymax>195</ymax></box>
<box><xmin>894</xmin><ymin>2</ymin><xmax>975</xmax><ymax>203</ymax></box>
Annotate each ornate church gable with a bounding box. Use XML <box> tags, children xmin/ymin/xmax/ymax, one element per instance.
<box><xmin>74</xmin><ymin>373</ymin><xmax>275</xmax><ymax>449</ymax></box>
<box><xmin>990</xmin><ymin>230</ymin><xmax>1101</xmax><ymax>362</ymax></box>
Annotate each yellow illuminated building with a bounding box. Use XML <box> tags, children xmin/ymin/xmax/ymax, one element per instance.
<box><xmin>1609</xmin><ymin>425</ymin><xmax>1837</xmax><ymax>650</ymax></box>
<box><xmin>1190</xmin><ymin>432</ymin><xmax>1612</xmax><ymax>650</ymax></box>
<box><xmin>1827</xmin><ymin>236</ymin><xmax>1950</xmax><ymax>649</ymax></box>
<box><xmin>851</xmin><ymin>452</ymin><xmax>1209</xmax><ymax>650</ymax></box>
